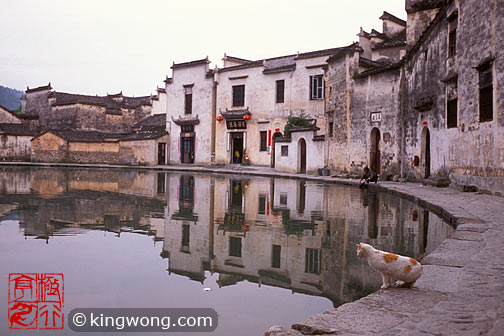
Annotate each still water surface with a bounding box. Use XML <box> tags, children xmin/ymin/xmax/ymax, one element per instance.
<box><xmin>0</xmin><ymin>167</ymin><xmax>454</xmax><ymax>335</ymax></box>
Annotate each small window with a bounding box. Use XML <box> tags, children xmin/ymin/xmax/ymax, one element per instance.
<box><xmin>182</xmin><ymin>224</ymin><xmax>190</xmax><ymax>247</ymax></box>
<box><xmin>281</xmin><ymin>145</ymin><xmax>288</xmax><ymax>157</ymax></box>
<box><xmin>232</xmin><ymin>85</ymin><xmax>245</xmax><ymax>107</ymax></box>
<box><xmin>447</xmin><ymin>99</ymin><xmax>457</xmax><ymax>128</ymax></box>
<box><xmin>229</xmin><ymin>237</ymin><xmax>242</xmax><ymax>257</ymax></box>
<box><xmin>310</xmin><ymin>75</ymin><xmax>324</xmax><ymax>100</ymax></box>
<box><xmin>478</xmin><ymin>64</ymin><xmax>493</xmax><ymax>122</ymax></box>
<box><xmin>258</xmin><ymin>194</ymin><xmax>266</xmax><ymax>214</ymax></box>
<box><xmin>280</xmin><ymin>193</ymin><xmax>287</xmax><ymax>205</ymax></box>
<box><xmin>260</xmin><ymin>131</ymin><xmax>267</xmax><ymax>151</ymax></box>
<box><xmin>184</xmin><ymin>93</ymin><xmax>192</xmax><ymax>115</ymax></box>
<box><xmin>305</xmin><ymin>248</ymin><xmax>321</xmax><ymax>274</ymax></box>
<box><xmin>448</xmin><ymin>30</ymin><xmax>456</xmax><ymax>57</ymax></box>
<box><xmin>328</xmin><ymin>122</ymin><xmax>334</xmax><ymax>138</ymax></box>
<box><xmin>272</xmin><ymin>245</ymin><xmax>281</xmax><ymax>268</ymax></box>
<box><xmin>276</xmin><ymin>80</ymin><xmax>285</xmax><ymax>103</ymax></box>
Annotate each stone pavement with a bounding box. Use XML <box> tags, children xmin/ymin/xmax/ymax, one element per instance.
<box><xmin>1</xmin><ymin>162</ymin><xmax>503</xmax><ymax>335</ymax></box>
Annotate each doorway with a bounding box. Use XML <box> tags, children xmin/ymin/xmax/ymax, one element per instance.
<box><xmin>270</xmin><ymin>131</ymin><xmax>282</xmax><ymax>168</ymax></box>
<box><xmin>370</xmin><ymin>128</ymin><xmax>381</xmax><ymax>174</ymax></box>
<box><xmin>298</xmin><ymin>138</ymin><xmax>306</xmax><ymax>174</ymax></box>
<box><xmin>421</xmin><ymin>127</ymin><xmax>431</xmax><ymax>179</ymax></box>
<box><xmin>231</xmin><ymin>132</ymin><xmax>243</xmax><ymax>164</ymax></box>
<box><xmin>158</xmin><ymin>143</ymin><xmax>166</xmax><ymax>165</ymax></box>
<box><xmin>181</xmin><ymin>136</ymin><xmax>194</xmax><ymax>164</ymax></box>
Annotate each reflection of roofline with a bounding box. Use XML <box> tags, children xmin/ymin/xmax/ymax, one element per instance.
<box><xmin>168</xmin><ymin>268</ymin><xmax>205</xmax><ymax>282</ymax></box>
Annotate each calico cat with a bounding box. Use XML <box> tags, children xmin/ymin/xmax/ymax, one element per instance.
<box><xmin>356</xmin><ymin>242</ymin><xmax>423</xmax><ymax>289</ymax></box>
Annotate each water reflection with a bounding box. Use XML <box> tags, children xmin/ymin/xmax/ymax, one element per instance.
<box><xmin>0</xmin><ymin>167</ymin><xmax>454</xmax><ymax>335</ymax></box>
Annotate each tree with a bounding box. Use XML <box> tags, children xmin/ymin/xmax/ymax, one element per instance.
<box><xmin>283</xmin><ymin>111</ymin><xmax>312</xmax><ymax>137</ymax></box>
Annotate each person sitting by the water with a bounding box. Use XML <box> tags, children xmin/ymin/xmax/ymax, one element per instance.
<box><xmin>358</xmin><ymin>167</ymin><xmax>378</xmax><ymax>189</ymax></box>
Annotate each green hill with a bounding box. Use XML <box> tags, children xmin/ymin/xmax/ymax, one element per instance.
<box><xmin>0</xmin><ymin>85</ymin><xmax>25</xmax><ymax>112</ymax></box>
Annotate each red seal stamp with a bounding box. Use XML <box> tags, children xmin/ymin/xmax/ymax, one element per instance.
<box><xmin>8</xmin><ymin>273</ymin><xmax>64</xmax><ymax>330</ymax></box>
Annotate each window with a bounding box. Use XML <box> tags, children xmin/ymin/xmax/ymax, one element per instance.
<box><xmin>259</xmin><ymin>131</ymin><xmax>267</xmax><ymax>151</ymax></box>
<box><xmin>229</xmin><ymin>237</ymin><xmax>242</xmax><ymax>257</ymax></box>
<box><xmin>310</xmin><ymin>75</ymin><xmax>324</xmax><ymax>100</ymax></box>
<box><xmin>328</xmin><ymin>122</ymin><xmax>334</xmax><ymax>138</ymax></box>
<box><xmin>447</xmin><ymin>99</ymin><xmax>457</xmax><ymax>128</ymax></box>
<box><xmin>448</xmin><ymin>30</ymin><xmax>456</xmax><ymax>57</ymax></box>
<box><xmin>281</xmin><ymin>145</ymin><xmax>288</xmax><ymax>157</ymax></box>
<box><xmin>182</xmin><ymin>224</ymin><xmax>190</xmax><ymax>247</ymax></box>
<box><xmin>280</xmin><ymin>193</ymin><xmax>287</xmax><ymax>205</ymax></box>
<box><xmin>232</xmin><ymin>85</ymin><xmax>245</xmax><ymax>107</ymax></box>
<box><xmin>305</xmin><ymin>248</ymin><xmax>321</xmax><ymax>274</ymax></box>
<box><xmin>258</xmin><ymin>194</ymin><xmax>266</xmax><ymax>214</ymax></box>
<box><xmin>272</xmin><ymin>245</ymin><xmax>281</xmax><ymax>268</ymax></box>
<box><xmin>184</xmin><ymin>93</ymin><xmax>192</xmax><ymax>114</ymax></box>
<box><xmin>448</xmin><ymin>12</ymin><xmax>458</xmax><ymax>58</ymax></box>
<box><xmin>276</xmin><ymin>80</ymin><xmax>285</xmax><ymax>103</ymax></box>
<box><xmin>478</xmin><ymin>64</ymin><xmax>493</xmax><ymax>122</ymax></box>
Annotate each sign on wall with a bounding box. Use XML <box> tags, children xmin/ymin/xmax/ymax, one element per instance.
<box><xmin>226</xmin><ymin>120</ymin><xmax>246</xmax><ymax>129</ymax></box>
<box><xmin>371</xmin><ymin>112</ymin><xmax>382</xmax><ymax>122</ymax></box>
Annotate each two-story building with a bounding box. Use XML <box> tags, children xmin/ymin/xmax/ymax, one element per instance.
<box><xmin>164</xmin><ymin>48</ymin><xmax>348</xmax><ymax>166</ymax></box>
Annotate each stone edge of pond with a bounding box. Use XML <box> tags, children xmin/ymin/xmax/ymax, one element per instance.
<box><xmin>1</xmin><ymin>162</ymin><xmax>503</xmax><ymax>335</ymax></box>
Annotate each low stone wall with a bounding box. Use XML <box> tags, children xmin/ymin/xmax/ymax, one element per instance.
<box><xmin>68</xmin><ymin>151</ymin><xmax>119</xmax><ymax>164</ymax></box>
<box><xmin>31</xmin><ymin>149</ymin><xmax>68</xmax><ymax>163</ymax></box>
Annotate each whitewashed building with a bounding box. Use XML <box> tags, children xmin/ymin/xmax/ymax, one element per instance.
<box><xmin>214</xmin><ymin>49</ymin><xmax>341</xmax><ymax>167</ymax></box>
<box><xmin>164</xmin><ymin>58</ymin><xmax>216</xmax><ymax>165</ymax></box>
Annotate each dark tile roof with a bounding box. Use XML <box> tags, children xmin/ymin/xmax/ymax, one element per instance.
<box><xmin>263</xmin><ymin>64</ymin><xmax>296</xmax><ymax>74</ymax></box>
<box><xmin>359</xmin><ymin>57</ymin><xmax>391</xmax><ymax>69</ymax></box>
<box><xmin>171</xmin><ymin>58</ymin><xmax>209</xmax><ymax>70</ymax></box>
<box><xmin>42</xmin><ymin>130</ymin><xmax>113</xmax><ymax>142</ymax></box>
<box><xmin>122</xmin><ymin>96</ymin><xmax>151</xmax><ymax>109</ymax></box>
<box><xmin>406</xmin><ymin>0</ymin><xmax>445</xmax><ymax>14</ymax></box>
<box><xmin>157</xmin><ymin>87</ymin><xmax>166</xmax><ymax>93</ymax></box>
<box><xmin>223</xmin><ymin>55</ymin><xmax>253</xmax><ymax>64</ymax></box>
<box><xmin>119</xmin><ymin>128</ymin><xmax>167</xmax><ymax>141</ymax></box>
<box><xmin>217</xmin><ymin>60</ymin><xmax>264</xmax><ymax>73</ymax></box>
<box><xmin>51</xmin><ymin>92</ymin><xmax>118</xmax><ymax>108</ymax></box>
<box><xmin>26</xmin><ymin>83</ymin><xmax>52</xmax><ymax>93</ymax></box>
<box><xmin>373</xmin><ymin>29</ymin><xmax>406</xmax><ymax>50</ymax></box>
<box><xmin>50</xmin><ymin>92</ymin><xmax>151</xmax><ymax>110</ymax></box>
<box><xmin>355</xmin><ymin>62</ymin><xmax>402</xmax><ymax>79</ymax></box>
<box><xmin>325</xmin><ymin>43</ymin><xmax>361</xmax><ymax>63</ymax></box>
<box><xmin>0</xmin><ymin>123</ymin><xmax>37</xmax><ymax>136</ymax></box>
<box><xmin>294</xmin><ymin>47</ymin><xmax>344</xmax><ymax>60</ymax></box>
<box><xmin>18</xmin><ymin>114</ymin><xmax>39</xmax><ymax>120</ymax></box>
<box><xmin>370</xmin><ymin>29</ymin><xmax>388</xmax><ymax>40</ymax></box>
<box><xmin>133</xmin><ymin>114</ymin><xmax>166</xmax><ymax>128</ymax></box>
<box><xmin>219</xmin><ymin>46</ymin><xmax>346</xmax><ymax>74</ymax></box>
<box><xmin>380</xmin><ymin>11</ymin><xmax>406</xmax><ymax>26</ymax></box>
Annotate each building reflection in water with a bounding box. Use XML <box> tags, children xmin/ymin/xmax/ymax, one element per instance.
<box><xmin>0</xmin><ymin>167</ymin><xmax>454</xmax><ymax>308</ymax></box>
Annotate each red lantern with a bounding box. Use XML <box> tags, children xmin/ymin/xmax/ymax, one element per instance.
<box><xmin>243</xmin><ymin>114</ymin><xmax>251</xmax><ymax>121</ymax></box>
<box><xmin>216</xmin><ymin>115</ymin><xmax>223</xmax><ymax>122</ymax></box>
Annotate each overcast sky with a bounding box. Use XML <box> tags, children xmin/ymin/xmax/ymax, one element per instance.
<box><xmin>0</xmin><ymin>0</ymin><xmax>406</xmax><ymax>96</ymax></box>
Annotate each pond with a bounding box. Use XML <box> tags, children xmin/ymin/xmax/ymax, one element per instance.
<box><xmin>0</xmin><ymin>167</ymin><xmax>454</xmax><ymax>335</ymax></box>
